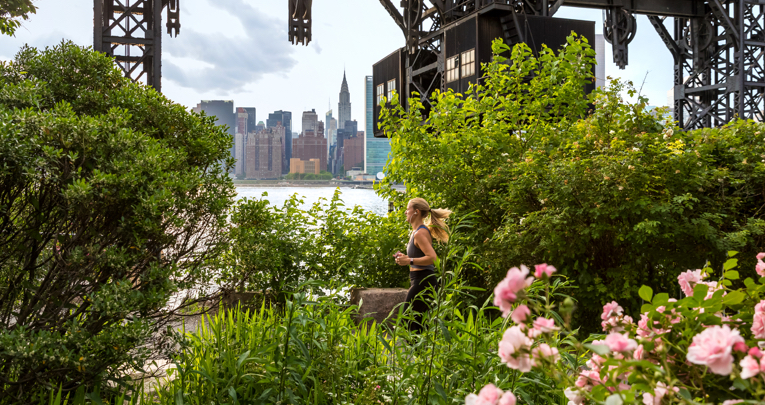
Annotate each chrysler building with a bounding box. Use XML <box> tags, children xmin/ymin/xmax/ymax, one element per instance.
<box><xmin>338</xmin><ymin>71</ymin><xmax>351</xmax><ymax>130</ymax></box>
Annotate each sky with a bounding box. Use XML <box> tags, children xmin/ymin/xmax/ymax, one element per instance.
<box><xmin>0</xmin><ymin>1</ymin><xmax>675</xmax><ymax>133</ymax></box>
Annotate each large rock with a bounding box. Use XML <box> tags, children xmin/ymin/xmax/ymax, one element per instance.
<box><xmin>350</xmin><ymin>288</ymin><xmax>409</xmax><ymax>327</ymax></box>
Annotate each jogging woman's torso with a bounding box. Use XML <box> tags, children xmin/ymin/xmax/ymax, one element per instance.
<box><xmin>407</xmin><ymin>225</ymin><xmax>435</xmax><ymax>272</ymax></box>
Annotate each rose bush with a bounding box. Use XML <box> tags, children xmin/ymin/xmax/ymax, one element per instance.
<box><xmin>468</xmin><ymin>252</ymin><xmax>765</xmax><ymax>404</ymax></box>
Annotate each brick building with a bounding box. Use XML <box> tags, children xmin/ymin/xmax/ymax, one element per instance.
<box><xmin>344</xmin><ymin>134</ymin><xmax>364</xmax><ymax>172</ymax></box>
<box><xmin>290</xmin><ymin>158</ymin><xmax>321</xmax><ymax>175</ymax></box>
<box><xmin>246</xmin><ymin>128</ymin><xmax>283</xmax><ymax>179</ymax></box>
<box><xmin>292</xmin><ymin>126</ymin><xmax>327</xmax><ymax>173</ymax></box>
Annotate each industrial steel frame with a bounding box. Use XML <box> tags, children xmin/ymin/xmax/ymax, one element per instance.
<box><xmin>93</xmin><ymin>0</ymin><xmax>765</xmax><ymax>129</ymax></box>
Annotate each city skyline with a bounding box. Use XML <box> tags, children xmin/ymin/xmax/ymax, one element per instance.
<box><xmin>0</xmin><ymin>0</ymin><xmax>677</xmax><ymax>134</ymax></box>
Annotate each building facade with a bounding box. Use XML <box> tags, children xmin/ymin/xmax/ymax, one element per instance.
<box><xmin>302</xmin><ymin>109</ymin><xmax>318</xmax><ymax>134</ymax></box>
<box><xmin>344</xmin><ymin>134</ymin><xmax>364</xmax><ymax>171</ymax></box>
<box><xmin>292</xmin><ymin>126</ymin><xmax>327</xmax><ymax>173</ymax></box>
<box><xmin>338</xmin><ymin>72</ymin><xmax>351</xmax><ymax>129</ymax></box>
<box><xmin>198</xmin><ymin>100</ymin><xmax>235</xmax><ymax>171</ymax></box>
<box><xmin>290</xmin><ymin>158</ymin><xmax>321</xmax><ymax>175</ymax></box>
<box><xmin>267</xmin><ymin>110</ymin><xmax>292</xmax><ymax>174</ymax></box>
<box><xmin>364</xmin><ymin>75</ymin><xmax>391</xmax><ymax>177</ymax></box>
<box><xmin>246</xmin><ymin>128</ymin><xmax>283</xmax><ymax>179</ymax></box>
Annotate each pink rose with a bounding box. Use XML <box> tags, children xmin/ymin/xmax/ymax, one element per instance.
<box><xmin>532</xmin><ymin>317</ymin><xmax>559</xmax><ymax>334</ymax></box>
<box><xmin>494</xmin><ymin>266</ymin><xmax>534</xmax><ymax>317</ymax></box>
<box><xmin>757</xmin><ymin>252</ymin><xmax>765</xmax><ymax>260</ymax></box>
<box><xmin>634</xmin><ymin>344</ymin><xmax>645</xmax><ymax>360</ymax></box>
<box><xmin>601</xmin><ymin>301</ymin><xmax>624</xmax><ymax>321</ymax></box>
<box><xmin>498</xmin><ymin>326</ymin><xmax>533</xmax><ymax>372</ymax></box>
<box><xmin>677</xmin><ymin>269</ymin><xmax>703</xmax><ymax>297</ymax></box>
<box><xmin>575</xmin><ymin>369</ymin><xmax>601</xmax><ymax>388</ymax></box>
<box><xmin>733</xmin><ymin>341</ymin><xmax>748</xmax><ymax>353</ymax></box>
<box><xmin>642</xmin><ymin>383</ymin><xmax>677</xmax><ymax>405</ymax></box>
<box><xmin>498</xmin><ymin>391</ymin><xmax>516</xmax><ymax>405</ymax></box>
<box><xmin>722</xmin><ymin>401</ymin><xmax>744</xmax><ymax>405</ymax></box>
<box><xmin>532</xmin><ymin>343</ymin><xmax>560</xmax><ymax>366</ymax></box>
<box><xmin>510</xmin><ymin>304</ymin><xmax>530</xmax><ymax>325</ymax></box>
<box><xmin>534</xmin><ymin>263</ymin><xmax>556</xmax><ymax>279</ymax></box>
<box><xmin>564</xmin><ymin>388</ymin><xmax>585</xmax><ymax>405</ymax></box>
<box><xmin>465</xmin><ymin>384</ymin><xmax>503</xmax><ymax>405</ymax></box>
<box><xmin>686</xmin><ymin>325</ymin><xmax>745</xmax><ymax>375</ymax></box>
<box><xmin>739</xmin><ymin>355</ymin><xmax>763</xmax><ymax>379</ymax></box>
<box><xmin>757</xmin><ymin>260</ymin><xmax>765</xmax><ymax>277</ymax></box>
<box><xmin>753</xmin><ymin>300</ymin><xmax>765</xmax><ymax>339</ymax></box>
<box><xmin>604</xmin><ymin>332</ymin><xmax>638</xmax><ymax>353</ymax></box>
<box><xmin>749</xmin><ymin>347</ymin><xmax>763</xmax><ymax>359</ymax></box>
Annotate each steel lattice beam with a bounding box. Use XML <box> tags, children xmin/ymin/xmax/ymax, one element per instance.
<box><xmin>94</xmin><ymin>0</ymin><xmax>179</xmax><ymax>92</ymax></box>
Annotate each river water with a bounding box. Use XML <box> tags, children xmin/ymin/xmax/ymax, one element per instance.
<box><xmin>235</xmin><ymin>186</ymin><xmax>389</xmax><ymax>216</ymax></box>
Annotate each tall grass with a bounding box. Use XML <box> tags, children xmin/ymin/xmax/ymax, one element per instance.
<box><xmin>148</xmin><ymin>247</ymin><xmax>575</xmax><ymax>404</ymax></box>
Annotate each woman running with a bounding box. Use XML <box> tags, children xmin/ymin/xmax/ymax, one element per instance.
<box><xmin>394</xmin><ymin>198</ymin><xmax>451</xmax><ymax>332</ymax></box>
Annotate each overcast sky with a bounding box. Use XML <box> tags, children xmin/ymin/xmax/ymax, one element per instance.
<box><xmin>1</xmin><ymin>0</ymin><xmax>674</xmax><ymax>133</ymax></box>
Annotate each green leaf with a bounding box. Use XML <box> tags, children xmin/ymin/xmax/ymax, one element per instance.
<box><xmin>724</xmin><ymin>258</ymin><xmax>738</xmax><ymax>271</ymax></box>
<box><xmin>728</xmin><ymin>250</ymin><xmax>739</xmax><ymax>257</ymax></box>
<box><xmin>638</xmin><ymin>285</ymin><xmax>653</xmax><ymax>302</ymax></box>
<box><xmin>693</xmin><ymin>284</ymin><xmax>709</xmax><ymax>301</ymax></box>
<box><xmin>724</xmin><ymin>270</ymin><xmax>740</xmax><ymax>280</ymax></box>
<box><xmin>435</xmin><ymin>381</ymin><xmax>448</xmax><ymax>402</ymax></box>
<box><xmin>722</xmin><ymin>291</ymin><xmax>745</xmax><ymax>306</ymax></box>
<box><xmin>438</xmin><ymin>318</ymin><xmax>452</xmax><ymax>343</ymax></box>
<box><xmin>584</xmin><ymin>343</ymin><xmax>610</xmax><ymax>355</ymax></box>
<box><xmin>677</xmin><ymin>388</ymin><xmax>691</xmax><ymax>401</ymax></box>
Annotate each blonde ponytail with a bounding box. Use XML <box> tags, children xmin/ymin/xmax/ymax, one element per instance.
<box><xmin>409</xmin><ymin>198</ymin><xmax>452</xmax><ymax>243</ymax></box>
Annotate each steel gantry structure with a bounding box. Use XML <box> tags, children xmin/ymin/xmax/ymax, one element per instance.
<box><xmin>94</xmin><ymin>0</ymin><xmax>765</xmax><ymax>130</ymax></box>
<box><xmin>93</xmin><ymin>0</ymin><xmax>180</xmax><ymax>92</ymax></box>
<box><xmin>353</xmin><ymin>0</ymin><xmax>764</xmax><ymax>131</ymax></box>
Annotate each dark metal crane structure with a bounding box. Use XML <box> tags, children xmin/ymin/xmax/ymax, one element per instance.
<box><xmin>95</xmin><ymin>0</ymin><xmax>764</xmax><ymax>130</ymax></box>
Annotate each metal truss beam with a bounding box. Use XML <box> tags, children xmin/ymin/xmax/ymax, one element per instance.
<box><xmin>94</xmin><ymin>0</ymin><xmax>179</xmax><ymax>92</ymax></box>
<box><xmin>561</xmin><ymin>0</ymin><xmax>704</xmax><ymax>17</ymax></box>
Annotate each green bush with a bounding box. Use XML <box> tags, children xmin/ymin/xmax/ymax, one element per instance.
<box><xmin>0</xmin><ymin>41</ymin><xmax>235</xmax><ymax>401</ymax></box>
<box><xmin>377</xmin><ymin>36</ymin><xmax>765</xmax><ymax>329</ymax></box>
<box><xmin>221</xmin><ymin>189</ymin><xmax>410</xmax><ymax>299</ymax></box>
<box><xmin>156</xmin><ymin>249</ymin><xmax>576</xmax><ymax>404</ymax></box>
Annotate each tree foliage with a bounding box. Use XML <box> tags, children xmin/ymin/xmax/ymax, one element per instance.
<box><xmin>0</xmin><ymin>41</ymin><xmax>235</xmax><ymax>401</ymax></box>
<box><xmin>222</xmin><ymin>190</ymin><xmax>409</xmax><ymax>300</ymax></box>
<box><xmin>0</xmin><ymin>0</ymin><xmax>36</xmax><ymax>36</ymax></box>
<box><xmin>377</xmin><ymin>36</ymin><xmax>765</xmax><ymax>329</ymax></box>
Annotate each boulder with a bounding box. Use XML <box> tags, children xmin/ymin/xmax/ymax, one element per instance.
<box><xmin>350</xmin><ymin>288</ymin><xmax>409</xmax><ymax>326</ymax></box>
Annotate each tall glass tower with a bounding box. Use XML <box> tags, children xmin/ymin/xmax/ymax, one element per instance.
<box><xmin>364</xmin><ymin>75</ymin><xmax>390</xmax><ymax>176</ymax></box>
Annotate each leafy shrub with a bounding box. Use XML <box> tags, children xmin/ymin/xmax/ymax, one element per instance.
<box><xmin>156</xmin><ymin>248</ymin><xmax>573</xmax><ymax>404</ymax></box>
<box><xmin>377</xmin><ymin>36</ymin><xmax>765</xmax><ymax>328</ymax></box>
<box><xmin>0</xmin><ymin>41</ymin><xmax>234</xmax><ymax>401</ymax></box>
<box><xmin>222</xmin><ymin>189</ymin><xmax>410</xmax><ymax>299</ymax></box>
<box><xmin>470</xmin><ymin>253</ymin><xmax>765</xmax><ymax>404</ymax></box>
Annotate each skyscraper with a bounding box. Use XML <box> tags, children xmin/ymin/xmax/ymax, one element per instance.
<box><xmin>302</xmin><ymin>109</ymin><xmax>318</xmax><ymax>134</ymax></box>
<box><xmin>234</xmin><ymin>107</ymin><xmax>249</xmax><ymax>177</ymax></box>
<box><xmin>198</xmin><ymin>100</ymin><xmax>235</xmax><ymax>171</ymax></box>
<box><xmin>364</xmin><ymin>76</ymin><xmax>391</xmax><ymax>176</ymax></box>
<box><xmin>338</xmin><ymin>71</ymin><xmax>351</xmax><ymax>130</ymax></box>
<box><xmin>246</xmin><ymin>127</ymin><xmax>283</xmax><ymax>180</ymax></box>
<box><xmin>267</xmin><ymin>110</ymin><xmax>292</xmax><ymax>173</ymax></box>
<box><xmin>595</xmin><ymin>34</ymin><xmax>606</xmax><ymax>89</ymax></box>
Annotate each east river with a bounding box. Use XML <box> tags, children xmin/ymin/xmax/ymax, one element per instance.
<box><xmin>235</xmin><ymin>186</ymin><xmax>389</xmax><ymax>216</ymax></box>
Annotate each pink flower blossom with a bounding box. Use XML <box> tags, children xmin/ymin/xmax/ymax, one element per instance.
<box><xmin>575</xmin><ymin>370</ymin><xmax>601</xmax><ymax>388</ymax></box>
<box><xmin>532</xmin><ymin>317</ymin><xmax>559</xmax><ymax>334</ymax></box>
<box><xmin>465</xmin><ymin>384</ymin><xmax>503</xmax><ymax>405</ymax></box>
<box><xmin>498</xmin><ymin>326</ymin><xmax>533</xmax><ymax>372</ymax></box>
<box><xmin>677</xmin><ymin>269</ymin><xmax>704</xmax><ymax>297</ymax></box>
<box><xmin>634</xmin><ymin>344</ymin><xmax>645</xmax><ymax>360</ymax></box>
<box><xmin>604</xmin><ymin>332</ymin><xmax>638</xmax><ymax>353</ymax></box>
<box><xmin>564</xmin><ymin>388</ymin><xmax>585</xmax><ymax>405</ymax></box>
<box><xmin>586</xmin><ymin>354</ymin><xmax>606</xmax><ymax>372</ymax></box>
<box><xmin>739</xmin><ymin>355</ymin><xmax>763</xmax><ymax>379</ymax></box>
<box><xmin>733</xmin><ymin>341</ymin><xmax>748</xmax><ymax>353</ymax></box>
<box><xmin>749</xmin><ymin>347</ymin><xmax>763</xmax><ymax>359</ymax></box>
<box><xmin>494</xmin><ymin>266</ymin><xmax>534</xmax><ymax>317</ymax></box>
<box><xmin>752</xmin><ymin>300</ymin><xmax>765</xmax><ymax>339</ymax></box>
<box><xmin>642</xmin><ymin>383</ymin><xmax>678</xmax><ymax>405</ymax></box>
<box><xmin>498</xmin><ymin>391</ymin><xmax>516</xmax><ymax>405</ymax></box>
<box><xmin>532</xmin><ymin>343</ymin><xmax>560</xmax><ymax>366</ymax></box>
<box><xmin>686</xmin><ymin>325</ymin><xmax>745</xmax><ymax>375</ymax></box>
<box><xmin>601</xmin><ymin>301</ymin><xmax>624</xmax><ymax>321</ymax></box>
<box><xmin>534</xmin><ymin>263</ymin><xmax>556</xmax><ymax>279</ymax></box>
<box><xmin>721</xmin><ymin>401</ymin><xmax>744</xmax><ymax>405</ymax></box>
<box><xmin>757</xmin><ymin>261</ymin><xmax>765</xmax><ymax>277</ymax></box>
<box><xmin>757</xmin><ymin>252</ymin><xmax>765</xmax><ymax>260</ymax></box>
<box><xmin>510</xmin><ymin>305</ymin><xmax>530</xmax><ymax>325</ymax></box>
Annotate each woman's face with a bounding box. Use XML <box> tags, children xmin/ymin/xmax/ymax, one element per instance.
<box><xmin>405</xmin><ymin>203</ymin><xmax>417</xmax><ymax>223</ymax></box>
